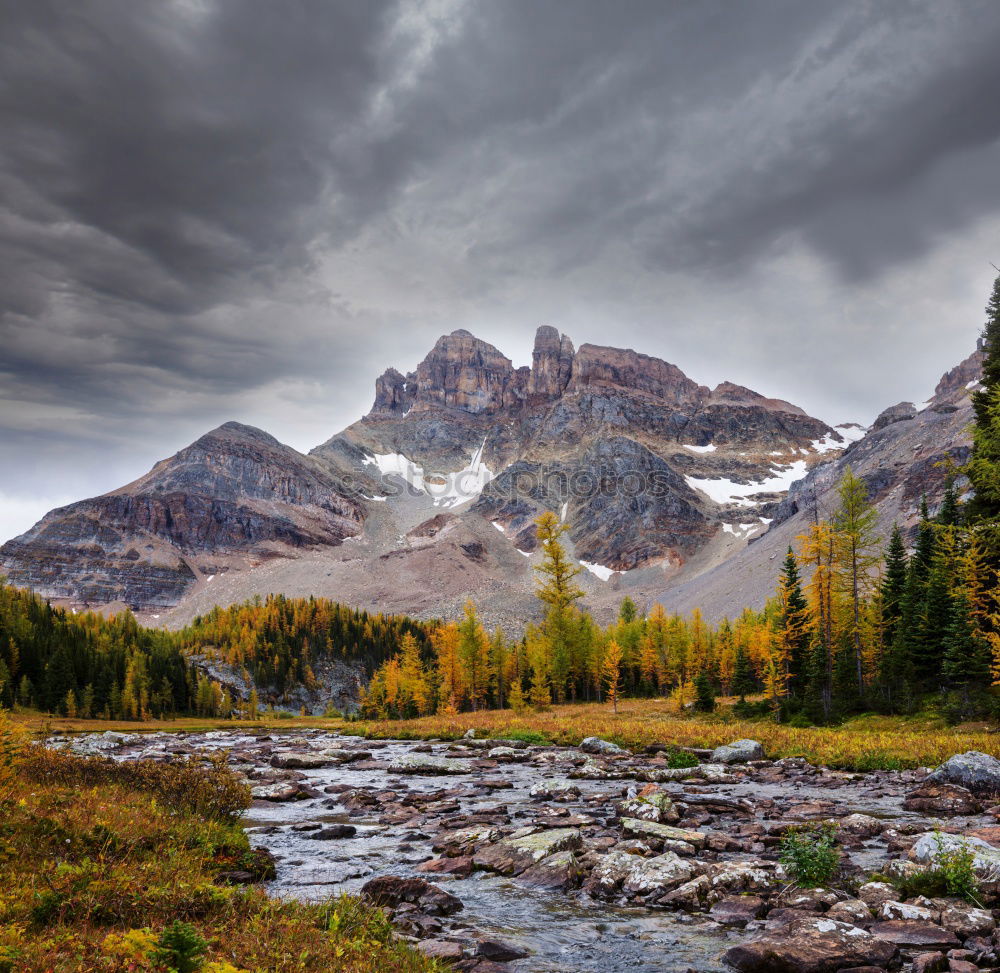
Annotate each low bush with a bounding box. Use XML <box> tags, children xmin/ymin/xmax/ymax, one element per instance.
<box><xmin>20</xmin><ymin>746</ymin><xmax>250</xmax><ymax>820</ymax></box>
<box><xmin>779</xmin><ymin>823</ymin><xmax>840</xmax><ymax>888</ymax></box>
<box><xmin>892</xmin><ymin>833</ymin><xmax>981</xmax><ymax>905</ymax></box>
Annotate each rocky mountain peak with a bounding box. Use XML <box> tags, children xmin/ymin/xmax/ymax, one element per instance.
<box><xmin>412</xmin><ymin>330</ymin><xmax>516</xmax><ymax>414</ymax></box>
<box><xmin>528</xmin><ymin>325</ymin><xmax>575</xmax><ymax>401</ymax></box>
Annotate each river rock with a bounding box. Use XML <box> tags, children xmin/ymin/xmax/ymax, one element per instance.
<box><xmin>616</xmin><ymin>792</ymin><xmax>679</xmax><ymax>824</ymax></box>
<box><xmin>928</xmin><ymin>751</ymin><xmax>1000</xmax><ymax>796</ymax></box>
<box><xmin>880</xmin><ymin>900</ymin><xmax>937</xmax><ymax>922</ymax></box>
<box><xmin>304</xmin><ymin>824</ymin><xmax>357</xmax><ymax>840</ymax></box>
<box><xmin>621</xmin><ymin>851</ymin><xmax>695</xmax><ymax>896</ymax></box>
<box><xmin>487</xmin><ymin>746</ymin><xmax>527</xmax><ymax>762</ymax></box>
<box><xmin>904</xmin><ymin>781</ymin><xmax>980</xmax><ymax>816</ymax></box>
<box><xmin>473</xmin><ymin>828</ymin><xmax>582</xmax><ymax>876</ymax></box>
<box><xmin>909</xmin><ymin>832</ymin><xmax>1000</xmax><ymax>886</ymax></box>
<box><xmin>519</xmin><ymin>850</ymin><xmax>583</xmax><ymax>890</ymax></box>
<box><xmin>938</xmin><ymin>902</ymin><xmax>995</xmax><ymax>937</ymax></box>
<box><xmin>826</xmin><ymin>899</ymin><xmax>874</xmax><ymax>925</ymax></box>
<box><xmin>387</xmin><ymin>755</ymin><xmax>471</xmax><ymax>775</ymax></box>
<box><xmin>432</xmin><ymin>826</ymin><xmax>502</xmax><ymax>856</ymax></box>
<box><xmin>870</xmin><ymin>919</ymin><xmax>960</xmax><ymax>950</ymax></box>
<box><xmin>709</xmin><ymin>895</ymin><xmax>767</xmax><ymax>926</ymax></box>
<box><xmin>711</xmin><ymin>739</ymin><xmax>764</xmax><ymax>764</ymax></box>
<box><xmin>250</xmin><ymin>781</ymin><xmax>304</xmax><ymax>802</ymax></box>
<box><xmin>270</xmin><ymin>751</ymin><xmax>333</xmax><ymax>769</ymax></box>
<box><xmin>584</xmin><ymin>850</ymin><xmax>638</xmax><ymax>896</ymax></box>
<box><xmin>620</xmin><ymin>818</ymin><xmax>706</xmax><ymax>850</ymax></box>
<box><xmin>707</xmin><ymin>859</ymin><xmax>786</xmax><ymax>894</ymax></box>
<box><xmin>360</xmin><ymin>876</ymin><xmax>463</xmax><ymax>916</ymax></box>
<box><xmin>838</xmin><ymin>813</ymin><xmax>885</xmax><ymax>837</ymax></box>
<box><xmin>580</xmin><ymin>736</ymin><xmax>627</xmax><ymax>756</ymax></box>
<box><xmin>723</xmin><ymin>917</ymin><xmax>898</xmax><ymax>972</ymax></box>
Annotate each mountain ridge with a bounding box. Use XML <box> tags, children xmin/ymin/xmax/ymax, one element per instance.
<box><xmin>1</xmin><ymin>327</ymin><xmax>977</xmax><ymax>630</ymax></box>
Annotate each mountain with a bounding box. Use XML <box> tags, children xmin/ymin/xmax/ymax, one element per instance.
<box><xmin>0</xmin><ymin>422</ymin><xmax>364</xmax><ymax>610</ymax></box>
<box><xmin>0</xmin><ymin>327</ymin><xmax>977</xmax><ymax>629</ymax></box>
<box><xmin>659</xmin><ymin>345</ymin><xmax>984</xmax><ymax>621</ymax></box>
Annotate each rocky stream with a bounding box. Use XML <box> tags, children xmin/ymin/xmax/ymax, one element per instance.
<box><xmin>53</xmin><ymin>730</ymin><xmax>1000</xmax><ymax>973</ymax></box>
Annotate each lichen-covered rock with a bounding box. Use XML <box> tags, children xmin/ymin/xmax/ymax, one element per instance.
<box><xmin>616</xmin><ymin>792</ymin><xmax>679</xmax><ymax>824</ymax></box>
<box><xmin>711</xmin><ymin>739</ymin><xmax>765</xmax><ymax>764</ymax></box>
<box><xmin>580</xmin><ymin>736</ymin><xmax>627</xmax><ymax>756</ymax></box>
<box><xmin>723</xmin><ymin>917</ymin><xmax>898</xmax><ymax>973</ymax></box>
<box><xmin>927</xmin><ymin>751</ymin><xmax>1000</xmax><ymax>796</ymax></box>
<box><xmin>870</xmin><ymin>919</ymin><xmax>959</xmax><ymax>951</ymax></box>
<box><xmin>621</xmin><ymin>852</ymin><xmax>695</xmax><ymax>897</ymax></box>
<box><xmin>619</xmin><ymin>818</ymin><xmax>705</xmax><ymax>850</ymax></box>
<box><xmin>473</xmin><ymin>829</ymin><xmax>582</xmax><ymax>876</ymax></box>
<box><xmin>909</xmin><ymin>832</ymin><xmax>1000</xmax><ymax>887</ymax></box>
<box><xmin>432</xmin><ymin>826</ymin><xmax>502</xmax><ymax>856</ymax></box>
<box><xmin>519</xmin><ymin>850</ymin><xmax>583</xmax><ymax>891</ymax></box>
<box><xmin>269</xmin><ymin>751</ymin><xmax>333</xmax><ymax>769</ymax></box>
<box><xmin>386</xmin><ymin>755</ymin><xmax>471</xmax><ymax>776</ymax></box>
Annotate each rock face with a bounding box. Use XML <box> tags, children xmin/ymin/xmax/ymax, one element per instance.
<box><xmin>662</xmin><ymin>346</ymin><xmax>983</xmax><ymax>621</ymax></box>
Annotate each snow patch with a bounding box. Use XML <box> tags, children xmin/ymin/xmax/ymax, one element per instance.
<box><xmin>580</xmin><ymin>560</ymin><xmax>617</xmax><ymax>581</ymax></box>
<box><xmin>365</xmin><ymin>438</ymin><xmax>495</xmax><ymax>508</ymax></box>
<box><xmin>206</xmin><ymin>575</ymin><xmax>215</xmax><ymax>583</ymax></box>
<box><xmin>685</xmin><ymin>460</ymin><xmax>808</xmax><ymax>506</ymax></box>
<box><xmin>517</xmin><ymin>549</ymin><xmax>532</xmax><ymax>558</ymax></box>
<box><xmin>810</xmin><ymin>424</ymin><xmax>866</xmax><ymax>454</ymax></box>
<box><xmin>492</xmin><ymin>521</ymin><xmax>505</xmax><ymax>533</ymax></box>
<box><xmin>683</xmin><ymin>443</ymin><xmax>716</xmax><ymax>453</ymax></box>
<box><xmin>967</xmin><ymin>379</ymin><xmax>981</xmax><ymax>389</ymax></box>
<box><xmin>560</xmin><ymin>501</ymin><xmax>568</xmax><ymax>522</ymax></box>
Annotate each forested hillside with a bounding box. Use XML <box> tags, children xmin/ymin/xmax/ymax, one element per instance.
<box><xmin>0</xmin><ymin>584</ymin><xmax>436</xmax><ymax>719</ymax></box>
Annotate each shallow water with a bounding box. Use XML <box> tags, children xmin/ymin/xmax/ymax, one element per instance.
<box><xmin>81</xmin><ymin>728</ymin><xmax>947</xmax><ymax>972</ymax></box>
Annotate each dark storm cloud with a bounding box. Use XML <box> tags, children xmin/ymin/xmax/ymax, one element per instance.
<box><xmin>3</xmin><ymin>0</ymin><xmax>1000</xmax><ymax>540</ymax></box>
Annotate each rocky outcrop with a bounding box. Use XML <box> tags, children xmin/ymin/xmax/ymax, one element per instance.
<box><xmin>412</xmin><ymin>330</ymin><xmax>518</xmax><ymax>415</ymax></box>
<box><xmin>528</xmin><ymin>325</ymin><xmax>575</xmax><ymax>401</ymax></box>
<box><xmin>371</xmin><ymin>367</ymin><xmax>416</xmax><ymax>415</ymax></box>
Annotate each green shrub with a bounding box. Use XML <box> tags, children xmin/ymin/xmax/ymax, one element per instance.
<box><xmin>779</xmin><ymin>823</ymin><xmax>840</xmax><ymax>888</ymax></box>
<box><xmin>502</xmin><ymin>728</ymin><xmax>551</xmax><ymax>745</ymax></box>
<box><xmin>153</xmin><ymin>920</ymin><xmax>208</xmax><ymax>973</ymax></box>
<box><xmin>664</xmin><ymin>748</ymin><xmax>699</xmax><ymax>769</ymax></box>
<box><xmin>893</xmin><ymin>833</ymin><xmax>980</xmax><ymax>904</ymax></box>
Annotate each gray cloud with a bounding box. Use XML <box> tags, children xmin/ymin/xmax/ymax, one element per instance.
<box><xmin>2</xmin><ymin>0</ymin><xmax>1000</xmax><ymax>540</ymax></box>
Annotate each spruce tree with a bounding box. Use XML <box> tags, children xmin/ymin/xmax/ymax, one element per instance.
<box><xmin>730</xmin><ymin>646</ymin><xmax>756</xmax><ymax>699</ymax></box>
<box><xmin>880</xmin><ymin>525</ymin><xmax>908</xmax><ymax>651</ymax></box>
<box><xmin>693</xmin><ymin>670</ymin><xmax>715</xmax><ymax>713</ymax></box>
<box><xmin>942</xmin><ymin>592</ymin><xmax>991</xmax><ymax>693</ymax></box>
<box><xmin>778</xmin><ymin>547</ymin><xmax>810</xmax><ymax>697</ymax></box>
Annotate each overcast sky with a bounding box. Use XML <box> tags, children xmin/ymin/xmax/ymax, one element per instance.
<box><xmin>2</xmin><ymin>0</ymin><xmax>1000</xmax><ymax>543</ymax></box>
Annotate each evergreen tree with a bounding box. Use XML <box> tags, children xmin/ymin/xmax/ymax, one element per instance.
<box><xmin>880</xmin><ymin>526</ymin><xmax>908</xmax><ymax>651</ymax></box>
<box><xmin>777</xmin><ymin>547</ymin><xmax>810</xmax><ymax>696</ymax></box>
<box><xmin>730</xmin><ymin>646</ymin><xmax>755</xmax><ymax>699</ymax></box>
<box><xmin>942</xmin><ymin>593</ymin><xmax>991</xmax><ymax>693</ymax></box>
<box><xmin>693</xmin><ymin>670</ymin><xmax>715</xmax><ymax>713</ymax></box>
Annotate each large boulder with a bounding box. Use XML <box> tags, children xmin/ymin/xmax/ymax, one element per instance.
<box><xmin>927</xmin><ymin>751</ymin><xmax>1000</xmax><ymax>796</ymax></box>
<box><xmin>616</xmin><ymin>791</ymin><xmax>679</xmax><ymax>824</ymax></box>
<box><xmin>870</xmin><ymin>919</ymin><xmax>959</xmax><ymax>951</ymax></box>
<box><xmin>580</xmin><ymin>736</ymin><xmax>627</xmax><ymax>756</ymax></box>
<box><xmin>904</xmin><ymin>781</ymin><xmax>981</xmax><ymax>816</ymax></box>
<box><xmin>909</xmin><ymin>831</ymin><xmax>1000</xmax><ymax>888</ymax></box>
<box><xmin>723</xmin><ymin>917</ymin><xmax>898</xmax><ymax>973</ymax></box>
<box><xmin>360</xmin><ymin>876</ymin><xmax>463</xmax><ymax>916</ymax></box>
<box><xmin>387</xmin><ymin>755</ymin><xmax>471</xmax><ymax>775</ymax></box>
<box><xmin>710</xmin><ymin>739</ymin><xmax>764</xmax><ymax>764</ymax></box>
<box><xmin>473</xmin><ymin>828</ymin><xmax>582</xmax><ymax>876</ymax></box>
